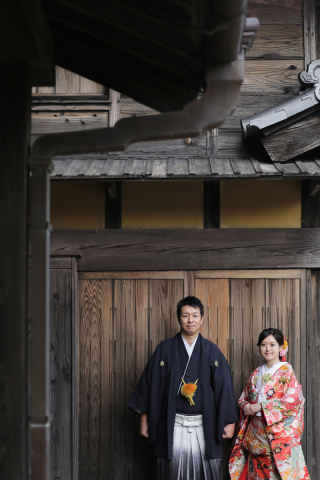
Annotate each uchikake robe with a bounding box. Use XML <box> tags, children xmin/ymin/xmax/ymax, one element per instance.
<box><xmin>229</xmin><ymin>363</ymin><xmax>310</xmax><ymax>480</ymax></box>
<box><xmin>128</xmin><ymin>333</ymin><xmax>239</xmax><ymax>460</ymax></box>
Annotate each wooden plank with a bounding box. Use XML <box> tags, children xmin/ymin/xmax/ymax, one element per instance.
<box><xmin>49</xmin><ymin>257</ymin><xmax>72</xmax><ymax>269</ymax></box>
<box><xmin>295</xmin><ymin>160</ymin><xmax>320</xmax><ymax>175</ymax></box>
<box><xmin>195</xmin><ymin>269</ymin><xmax>303</xmax><ymax>279</ymax></box>
<box><xmin>167</xmin><ymin>157</ymin><xmax>175</xmax><ymax>176</ymax></box>
<box><xmin>191</xmin><ymin>158</ymin><xmax>212</xmax><ymax>176</ymax></box>
<box><xmin>299</xmin><ymin>270</ymin><xmax>307</xmax><ymax>456</ymax></box>
<box><xmin>107</xmin><ymin>159</ymin><xmax>127</xmax><ymax>177</ymax></box>
<box><xmin>78</xmin><ymin>279</ymin><xmax>103</xmax><ymax>480</ymax></box>
<box><xmin>0</xmin><ymin>63</ymin><xmax>30</xmax><ymax>480</ymax></box>
<box><xmin>79</xmin><ymin>271</ymin><xmax>187</xmax><ymax>280</ymax></box>
<box><xmin>123</xmin><ymin>159</ymin><xmax>134</xmax><ymax>175</ymax></box>
<box><xmin>78</xmin><ymin>159</ymin><xmax>92</xmax><ymax>176</ymax></box>
<box><xmin>261</xmin><ymin>112</ymin><xmax>320</xmax><ymax>162</ymax></box>
<box><xmin>250</xmin><ymin>157</ymin><xmax>263</xmax><ymax>173</ymax></box>
<box><xmin>132</xmin><ymin>159</ymin><xmax>148</xmax><ymax>176</ymax></box>
<box><xmin>309</xmin><ymin>271</ymin><xmax>320</xmax><ymax>479</ymax></box>
<box><xmin>151</xmin><ymin>159</ymin><xmax>168</xmax><ymax>177</ymax></box>
<box><xmin>218</xmin><ymin>131</ymin><xmax>263</xmax><ymax>156</ymax></box>
<box><xmin>52</xmin><ymin>159</ymin><xmax>72</xmax><ymax>176</ymax></box>
<box><xmin>304</xmin><ymin>0</ymin><xmax>317</xmax><ymax>68</ymax></box>
<box><xmin>208</xmin><ymin>157</ymin><xmax>219</xmax><ymax>175</ymax></box>
<box><xmin>71</xmin><ymin>258</ymin><xmax>78</xmax><ymax>480</ymax></box>
<box><xmin>62</xmin><ymin>159</ymin><xmax>88</xmax><ymax>177</ymax></box>
<box><xmin>120</xmin><ymin>95</ymin><xmax>158</xmax><ymax>118</ymax></box>
<box><xmin>174</xmin><ymin>158</ymin><xmax>189</xmax><ymax>176</ymax></box>
<box><xmin>50</xmin><ymin>269</ymin><xmax>73</xmax><ymax>480</ymax></box>
<box><xmin>146</xmin><ymin>158</ymin><xmax>154</xmax><ymax>176</ymax></box>
<box><xmin>258</xmin><ymin>161</ymin><xmax>281</xmax><ymax>175</ymax></box>
<box><xmin>273</xmin><ymin>162</ymin><xmax>303</xmax><ymax>175</ymax></box>
<box><xmin>195</xmin><ymin>279</ymin><xmax>230</xmax><ymax>359</ymax></box>
<box><xmin>51</xmin><ymin>229</ymin><xmax>320</xmax><ymax>271</ymax></box>
<box><xmin>85</xmin><ymin>159</ymin><xmax>107</xmax><ymax>176</ymax></box>
<box><xmin>101</xmin><ymin>159</ymin><xmax>114</xmax><ymax>175</ymax></box>
<box><xmin>230</xmin><ymin>279</ymin><xmax>266</xmax><ymax>400</ymax></box>
<box><xmin>109</xmin><ymin>90</ymin><xmax>121</xmax><ymax>127</ymax></box>
<box><xmin>247</xmin><ymin>0</ymin><xmax>303</xmax><ymax>24</ymax></box>
<box><xmin>241</xmin><ymin>60</ymin><xmax>303</xmax><ymax>95</ymax></box>
<box><xmin>246</xmin><ymin>24</ymin><xmax>304</xmax><ymax>59</ymax></box>
<box><xmin>125</xmin><ymin>132</ymin><xmax>207</xmax><ymax>156</ymax></box>
<box><xmin>266</xmin><ymin>278</ymin><xmax>301</xmax><ymax>380</ymax></box>
<box><xmin>31</xmin><ymin>111</ymin><xmax>109</xmax><ymax>135</ymax></box>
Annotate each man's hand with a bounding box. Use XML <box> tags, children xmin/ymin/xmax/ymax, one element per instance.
<box><xmin>243</xmin><ymin>403</ymin><xmax>261</xmax><ymax>416</ymax></box>
<box><xmin>140</xmin><ymin>413</ymin><xmax>149</xmax><ymax>438</ymax></box>
<box><xmin>222</xmin><ymin>423</ymin><xmax>235</xmax><ymax>439</ymax></box>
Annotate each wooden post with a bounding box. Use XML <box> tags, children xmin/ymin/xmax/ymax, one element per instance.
<box><xmin>304</xmin><ymin>0</ymin><xmax>317</xmax><ymax>68</ymax></box>
<box><xmin>0</xmin><ymin>63</ymin><xmax>31</xmax><ymax>480</ymax></box>
<box><xmin>29</xmin><ymin>156</ymin><xmax>52</xmax><ymax>480</ymax></box>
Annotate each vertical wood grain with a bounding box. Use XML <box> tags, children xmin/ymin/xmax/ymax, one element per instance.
<box><xmin>79</xmin><ymin>280</ymin><xmax>103</xmax><ymax>480</ymax></box>
<box><xmin>50</xmin><ymin>269</ymin><xmax>73</xmax><ymax>480</ymax></box>
<box><xmin>266</xmin><ymin>279</ymin><xmax>301</xmax><ymax>381</ymax></box>
<box><xmin>309</xmin><ymin>271</ymin><xmax>320</xmax><ymax>480</ymax></box>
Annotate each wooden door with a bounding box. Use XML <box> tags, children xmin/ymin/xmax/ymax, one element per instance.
<box><xmin>78</xmin><ymin>271</ymin><xmax>187</xmax><ymax>480</ymax></box>
<box><xmin>78</xmin><ymin>269</ymin><xmax>306</xmax><ymax>480</ymax></box>
<box><xmin>193</xmin><ymin>270</ymin><xmax>306</xmax><ymax>401</ymax></box>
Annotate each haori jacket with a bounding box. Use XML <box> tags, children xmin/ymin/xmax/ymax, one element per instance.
<box><xmin>128</xmin><ymin>333</ymin><xmax>239</xmax><ymax>460</ymax></box>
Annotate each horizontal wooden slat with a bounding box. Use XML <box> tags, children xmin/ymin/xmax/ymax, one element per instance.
<box><xmin>195</xmin><ymin>269</ymin><xmax>303</xmax><ymax>279</ymax></box>
<box><xmin>124</xmin><ymin>133</ymin><xmax>207</xmax><ymax>156</ymax></box>
<box><xmin>51</xmin><ymin>229</ymin><xmax>320</xmax><ymax>271</ymax></box>
<box><xmin>241</xmin><ymin>60</ymin><xmax>303</xmax><ymax>95</ymax></box>
<box><xmin>120</xmin><ymin>96</ymin><xmax>158</xmax><ymax>118</ymax></box>
<box><xmin>79</xmin><ymin>271</ymin><xmax>187</xmax><ymax>279</ymax></box>
<box><xmin>247</xmin><ymin>0</ymin><xmax>303</xmax><ymax>24</ymax></box>
<box><xmin>31</xmin><ymin>111</ymin><xmax>109</xmax><ymax>135</ymax></box>
<box><xmin>246</xmin><ymin>24</ymin><xmax>303</xmax><ymax>59</ymax></box>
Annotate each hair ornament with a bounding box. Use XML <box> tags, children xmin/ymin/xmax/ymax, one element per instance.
<box><xmin>280</xmin><ymin>338</ymin><xmax>288</xmax><ymax>361</ymax></box>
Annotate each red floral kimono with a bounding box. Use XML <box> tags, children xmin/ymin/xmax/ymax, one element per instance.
<box><xmin>229</xmin><ymin>363</ymin><xmax>310</xmax><ymax>480</ymax></box>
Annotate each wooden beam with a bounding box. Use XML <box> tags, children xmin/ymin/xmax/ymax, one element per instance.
<box><xmin>261</xmin><ymin>111</ymin><xmax>320</xmax><ymax>162</ymax></box>
<box><xmin>301</xmin><ymin>180</ymin><xmax>320</xmax><ymax>227</ymax></box>
<box><xmin>0</xmin><ymin>62</ymin><xmax>31</xmax><ymax>480</ymax></box>
<box><xmin>51</xmin><ymin>228</ymin><xmax>320</xmax><ymax>271</ymax></box>
<box><xmin>203</xmin><ymin>181</ymin><xmax>220</xmax><ymax>228</ymax></box>
<box><xmin>304</xmin><ymin>0</ymin><xmax>317</xmax><ymax>68</ymax></box>
<box><xmin>109</xmin><ymin>89</ymin><xmax>120</xmax><ymax>127</ymax></box>
<box><xmin>105</xmin><ymin>182</ymin><xmax>122</xmax><ymax>229</ymax></box>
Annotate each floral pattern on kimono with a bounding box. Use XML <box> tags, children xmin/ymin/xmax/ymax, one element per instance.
<box><xmin>229</xmin><ymin>363</ymin><xmax>310</xmax><ymax>480</ymax></box>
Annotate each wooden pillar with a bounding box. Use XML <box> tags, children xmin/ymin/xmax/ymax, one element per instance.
<box><xmin>0</xmin><ymin>63</ymin><xmax>31</xmax><ymax>479</ymax></box>
<box><xmin>29</xmin><ymin>157</ymin><xmax>52</xmax><ymax>480</ymax></box>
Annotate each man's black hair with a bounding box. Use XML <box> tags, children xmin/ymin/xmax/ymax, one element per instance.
<box><xmin>176</xmin><ymin>296</ymin><xmax>204</xmax><ymax>319</ymax></box>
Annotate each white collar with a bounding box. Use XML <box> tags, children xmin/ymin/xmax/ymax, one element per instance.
<box><xmin>181</xmin><ymin>334</ymin><xmax>198</xmax><ymax>358</ymax></box>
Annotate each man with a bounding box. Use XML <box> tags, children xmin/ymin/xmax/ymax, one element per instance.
<box><xmin>128</xmin><ymin>296</ymin><xmax>239</xmax><ymax>480</ymax></box>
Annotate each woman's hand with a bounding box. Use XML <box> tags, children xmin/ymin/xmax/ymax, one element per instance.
<box><xmin>140</xmin><ymin>413</ymin><xmax>149</xmax><ymax>438</ymax></box>
<box><xmin>243</xmin><ymin>403</ymin><xmax>262</xmax><ymax>416</ymax></box>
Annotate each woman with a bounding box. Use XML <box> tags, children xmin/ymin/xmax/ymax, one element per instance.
<box><xmin>229</xmin><ymin>328</ymin><xmax>310</xmax><ymax>480</ymax></box>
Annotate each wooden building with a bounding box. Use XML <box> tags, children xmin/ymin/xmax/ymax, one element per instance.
<box><xmin>1</xmin><ymin>0</ymin><xmax>320</xmax><ymax>480</ymax></box>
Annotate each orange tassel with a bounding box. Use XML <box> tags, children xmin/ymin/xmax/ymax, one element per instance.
<box><xmin>181</xmin><ymin>378</ymin><xmax>198</xmax><ymax>406</ymax></box>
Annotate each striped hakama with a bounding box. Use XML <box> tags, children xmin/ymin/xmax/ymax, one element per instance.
<box><xmin>155</xmin><ymin>414</ymin><xmax>222</xmax><ymax>480</ymax></box>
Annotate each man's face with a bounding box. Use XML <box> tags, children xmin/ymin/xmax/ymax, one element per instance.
<box><xmin>178</xmin><ymin>305</ymin><xmax>203</xmax><ymax>337</ymax></box>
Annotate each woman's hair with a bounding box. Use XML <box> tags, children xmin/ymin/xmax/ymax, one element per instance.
<box><xmin>257</xmin><ymin>328</ymin><xmax>285</xmax><ymax>360</ymax></box>
<box><xmin>257</xmin><ymin>328</ymin><xmax>284</xmax><ymax>347</ymax></box>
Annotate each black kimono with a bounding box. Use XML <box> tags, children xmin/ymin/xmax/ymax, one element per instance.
<box><xmin>128</xmin><ymin>333</ymin><xmax>239</xmax><ymax>460</ymax></box>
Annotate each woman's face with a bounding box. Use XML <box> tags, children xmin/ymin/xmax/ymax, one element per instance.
<box><xmin>259</xmin><ymin>334</ymin><xmax>283</xmax><ymax>366</ymax></box>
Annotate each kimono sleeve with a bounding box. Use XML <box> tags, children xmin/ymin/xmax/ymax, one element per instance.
<box><xmin>212</xmin><ymin>349</ymin><xmax>239</xmax><ymax>438</ymax></box>
<box><xmin>261</xmin><ymin>371</ymin><xmax>303</xmax><ymax>427</ymax></box>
